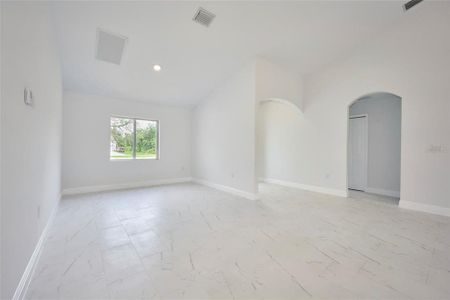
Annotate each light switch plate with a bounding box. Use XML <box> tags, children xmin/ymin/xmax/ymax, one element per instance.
<box><xmin>24</xmin><ymin>87</ymin><xmax>33</xmax><ymax>106</ymax></box>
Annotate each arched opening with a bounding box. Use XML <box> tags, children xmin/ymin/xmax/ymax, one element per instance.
<box><xmin>256</xmin><ymin>98</ymin><xmax>303</xmax><ymax>193</ymax></box>
<box><xmin>347</xmin><ymin>92</ymin><xmax>402</xmax><ymax>205</ymax></box>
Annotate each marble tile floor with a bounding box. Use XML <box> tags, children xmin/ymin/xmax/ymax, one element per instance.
<box><xmin>26</xmin><ymin>183</ymin><xmax>450</xmax><ymax>299</ymax></box>
<box><xmin>347</xmin><ymin>189</ymin><xmax>400</xmax><ymax>206</ymax></box>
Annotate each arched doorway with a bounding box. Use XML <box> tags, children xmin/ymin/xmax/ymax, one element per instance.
<box><xmin>347</xmin><ymin>92</ymin><xmax>402</xmax><ymax>205</ymax></box>
<box><xmin>256</xmin><ymin>98</ymin><xmax>303</xmax><ymax>193</ymax></box>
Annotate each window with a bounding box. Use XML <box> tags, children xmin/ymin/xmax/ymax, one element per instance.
<box><xmin>110</xmin><ymin>116</ymin><xmax>159</xmax><ymax>160</ymax></box>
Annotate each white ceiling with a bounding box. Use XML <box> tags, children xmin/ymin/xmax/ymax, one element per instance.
<box><xmin>51</xmin><ymin>1</ymin><xmax>406</xmax><ymax>106</ymax></box>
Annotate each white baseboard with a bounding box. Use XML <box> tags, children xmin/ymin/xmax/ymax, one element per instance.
<box><xmin>399</xmin><ymin>200</ymin><xmax>450</xmax><ymax>217</ymax></box>
<box><xmin>365</xmin><ymin>187</ymin><xmax>400</xmax><ymax>198</ymax></box>
<box><xmin>193</xmin><ymin>178</ymin><xmax>259</xmax><ymax>200</ymax></box>
<box><xmin>61</xmin><ymin>177</ymin><xmax>193</xmax><ymax>196</ymax></box>
<box><xmin>260</xmin><ymin>178</ymin><xmax>347</xmax><ymax>197</ymax></box>
<box><xmin>13</xmin><ymin>201</ymin><xmax>59</xmax><ymax>300</ymax></box>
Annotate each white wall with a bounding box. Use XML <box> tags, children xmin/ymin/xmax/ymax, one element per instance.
<box><xmin>349</xmin><ymin>93</ymin><xmax>401</xmax><ymax>195</ymax></box>
<box><xmin>255</xmin><ymin>58</ymin><xmax>303</xmax><ymax>110</ymax></box>
<box><xmin>257</xmin><ymin>101</ymin><xmax>308</xmax><ymax>181</ymax></box>
<box><xmin>1</xmin><ymin>2</ymin><xmax>63</xmax><ymax>298</ymax></box>
<box><xmin>192</xmin><ymin>63</ymin><xmax>257</xmax><ymax>197</ymax></box>
<box><xmin>62</xmin><ymin>91</ymin><xmax>191</xmax><ymax>191</ymax></box>
<box><xmin>0</xmin><ymin>1</ymin><xmax>3</xmax><ymax>295</ymax></box>
<box><xmin>261</xmin><ymin>2</ymin><xmax>449</xmax><ymax>211</ymax></box>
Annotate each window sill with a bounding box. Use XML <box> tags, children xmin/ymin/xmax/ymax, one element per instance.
<box><xmin>110</xmin><ymin>157</ymin><xmax>159</xmax><ymax>161</ymax></box>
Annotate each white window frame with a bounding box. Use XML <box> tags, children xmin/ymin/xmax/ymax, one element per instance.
<box><xmin>110</xmin><ymin>115</ymin><xmax>160</xmax><ymax>160</ymax></box>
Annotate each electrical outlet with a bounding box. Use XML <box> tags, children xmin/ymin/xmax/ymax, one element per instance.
<box><xmin>427</xmin><ymin>144</ymin><xmax>449</xmax><ymax>154</ymax></box>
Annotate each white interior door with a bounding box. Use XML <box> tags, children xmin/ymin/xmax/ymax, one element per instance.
<box><xmin>348</xmin><ymin>115</ymin><xmax>368</xmax><ymax>191</ymax></box>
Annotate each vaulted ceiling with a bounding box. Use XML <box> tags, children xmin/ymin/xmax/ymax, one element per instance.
<box><xmin>51</xmin><ymin>1</ymin><xmax>407</xmax><ymax>106</ymax></box>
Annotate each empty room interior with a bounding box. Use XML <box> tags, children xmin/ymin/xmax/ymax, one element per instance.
<box><xmin>1</xmin><ymin>1</ymin><xmax>450</xmax><ymax>299</ymax></box>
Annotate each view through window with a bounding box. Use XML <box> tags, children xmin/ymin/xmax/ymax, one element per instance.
<box><xmin>110</xmin><ymin>117</ymin><xmax>158</xmax><ymax>159</ymax></box>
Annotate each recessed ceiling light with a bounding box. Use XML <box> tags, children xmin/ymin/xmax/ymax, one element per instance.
<box><xmin>153</xmin><ymin>64</ymin><xmax>161</xmax><ymax>72</ymax></box>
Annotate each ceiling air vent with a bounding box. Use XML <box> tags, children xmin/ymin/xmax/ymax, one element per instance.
<box><xmin>96</xmin><ymin>29</ymin><xmax>128</xmax><ymax>65</ymax></box>
<box><xmin>403</xmin><ymin>0</ymin><xmax>424</xmax><ymax>11</ymax></box>
<box><xmin>193</xmin><ymin>7</ymin><xmax>215</xmax><ymax>27</ymax></box>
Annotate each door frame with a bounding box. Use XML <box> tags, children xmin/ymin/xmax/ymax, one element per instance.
<box><xmin>347</xmin><ymin>114</ymin><xmax>368</xmax><ymax>192</ymax></box>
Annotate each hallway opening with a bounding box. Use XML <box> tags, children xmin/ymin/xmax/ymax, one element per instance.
<box><xmin>347</xmin><ymin>92</ymin><xmax>402</xmax><ymax>205</ymax></box>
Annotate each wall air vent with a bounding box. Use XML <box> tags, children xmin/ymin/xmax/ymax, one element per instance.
<box><xmin>403</xmin><ymin>0</ymin><xmax>424</xmax><ymax>11</ymax></box>
<box><xmin>96</xmin><ymin>29</ymin><xmax>128</xmax><ymax>65</ymax></box>
<box><xmin>193</xmin><ymin>7</ymin><xmax>215</xmax><ymax>27</ymax></box>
